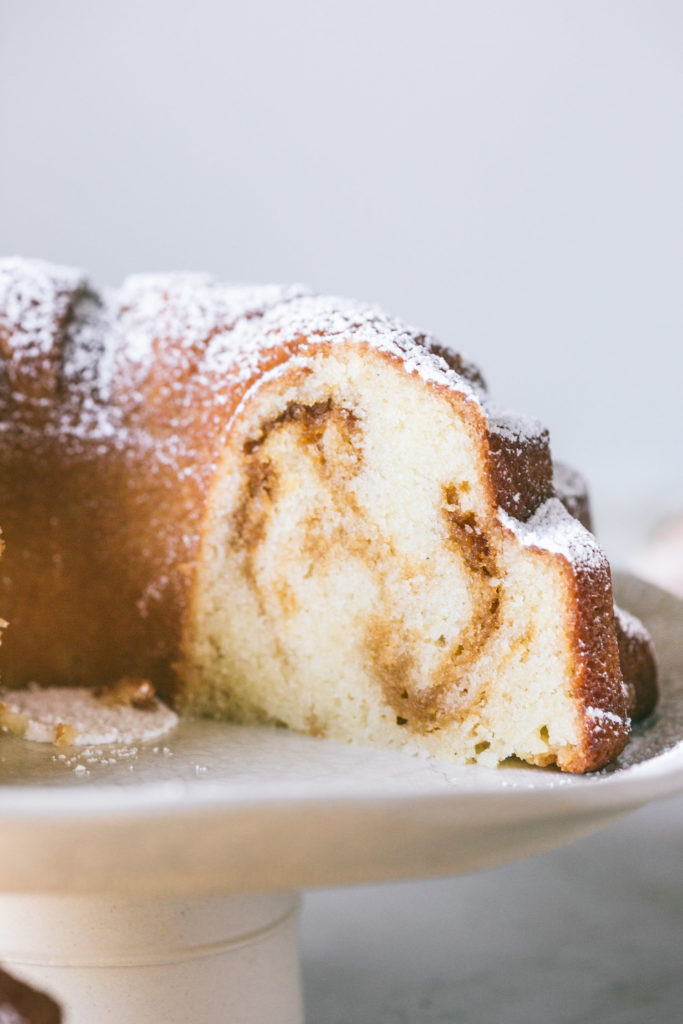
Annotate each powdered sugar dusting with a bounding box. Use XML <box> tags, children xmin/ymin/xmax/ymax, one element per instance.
<box><xmin>111</xmin><ymin>274</ymin><xmax>310</xmax><ymax>377</ymax></box>
<box><xmin>587</xmin><ymin>706</ymin><xmax>627</xmax><ymax>726</ymax></box>
<box><xmin>485</xmin><ymin>401</ymin><xmax>548</xmax><ymax>445</ymax></box>
<box><xmin>614</xmin><ymin>603</ymin><xmax>652</xmax><ymax>643</ymax></box>
<box><xmin>2</xmin><ymin>261</ymin><xmax>481</xmax><ymax>452</ymax></box>
<box><xmin>498</xmin><ymin>498</ymin><xmax>607</xmax><ymax>571</ymax></box>
<box><xmin>586</xmin><ymin>705</ymin><xmax>629</xmax><ymax>733</ymax></box>
<box><xmin>51</xmin><ymin>272</ymin><xmax>311</xmax><ymax>448</ymax></box>
<box><xmin>0</xmin><ymin>256</ymin><xmax>85</xmax><ymax>354</ymax></box>
<box><xmin>231</xmin><ymin>294</ymin><xmax>481</xmax><ymax>400</ymax></box>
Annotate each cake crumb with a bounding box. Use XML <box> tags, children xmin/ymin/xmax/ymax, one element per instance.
<box><xmin>0</xmin><ymin>684</ymin><xmax>178</xmax><ymax>747</ymax></box>
<box><xmin>55</xmin><ymin>722</ymin><xmax>78</xmax><ymax>747</ymax></box>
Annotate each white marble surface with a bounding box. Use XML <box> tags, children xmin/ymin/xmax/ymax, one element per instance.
<box><xmin>301</xmin><ymin>791</ymin><xmax>683</xmax><ymax>1023</ymax></box>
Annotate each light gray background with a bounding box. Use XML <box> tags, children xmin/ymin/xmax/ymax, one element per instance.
<box><xmin>2</xmin><ymin>0</ymin><xmax>682</xmax><ymax>560</ymax></box>
<box><xmin>2</xmin><ymin>3</ymin><xmax>682</xmax><ymax>1022</ymax></box>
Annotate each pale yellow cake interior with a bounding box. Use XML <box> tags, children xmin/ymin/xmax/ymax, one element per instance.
<box><xmin>179</xmin><ymin>345</ymin><xmax>582</xmax><ymax>768</ymax></box>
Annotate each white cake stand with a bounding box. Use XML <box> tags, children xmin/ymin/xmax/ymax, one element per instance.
<box><xmin>0</xmin><ymin>573</ymin><xmax>681</xmax><ymax>1023</ymax></box>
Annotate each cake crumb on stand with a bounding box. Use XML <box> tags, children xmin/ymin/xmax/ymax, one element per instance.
<box><xmin>0</xmin><ymin>680</ymin><xmax>178</xmax><ymax>749</ymax></box>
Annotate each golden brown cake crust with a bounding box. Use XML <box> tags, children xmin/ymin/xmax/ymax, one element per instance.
<box><xmin>563</xmin><ymin>556</ymin><xmax>628</xmax><ymax>771</ymax></box>
<box><xmin>614</xmin><ymin>605</ymin><xmax>659</xmax><ymax>721</ymax></box>
<box><xmin>496</xmin><ymin>500</ymin><xmax>629</xmax><ymax>772</ymax></box>
<box><xmin>487</xmin><ymin>412</ymin><xmax>554</xmax><ymax>522</ymax></box>
<box><xmin>550</xmin><ymin>461</ymin><xmax>657</xmax><ymax>724</ymax></box>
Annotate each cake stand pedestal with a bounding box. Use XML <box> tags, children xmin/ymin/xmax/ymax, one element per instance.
<box><xmin>0</xmin><ymin>574</ymin><xmax>680</xmax><ymax>1024</ymax></box>
<box><xmin>0</xmin><ymin>892</ymin><xmax>302</xmax><ymax>1024</ymax></box>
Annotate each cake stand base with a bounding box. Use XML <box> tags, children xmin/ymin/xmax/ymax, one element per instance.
<box><xmin>0</xmin><ymin>890</ymin><xmax>303</xmax><ymax>1023</ymax></box>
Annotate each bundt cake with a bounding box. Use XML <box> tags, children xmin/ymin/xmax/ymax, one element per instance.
<box><xmin>0</xmin><ymin>257</ymin><xmax>657</xmax><ymax>772</ymax></box>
